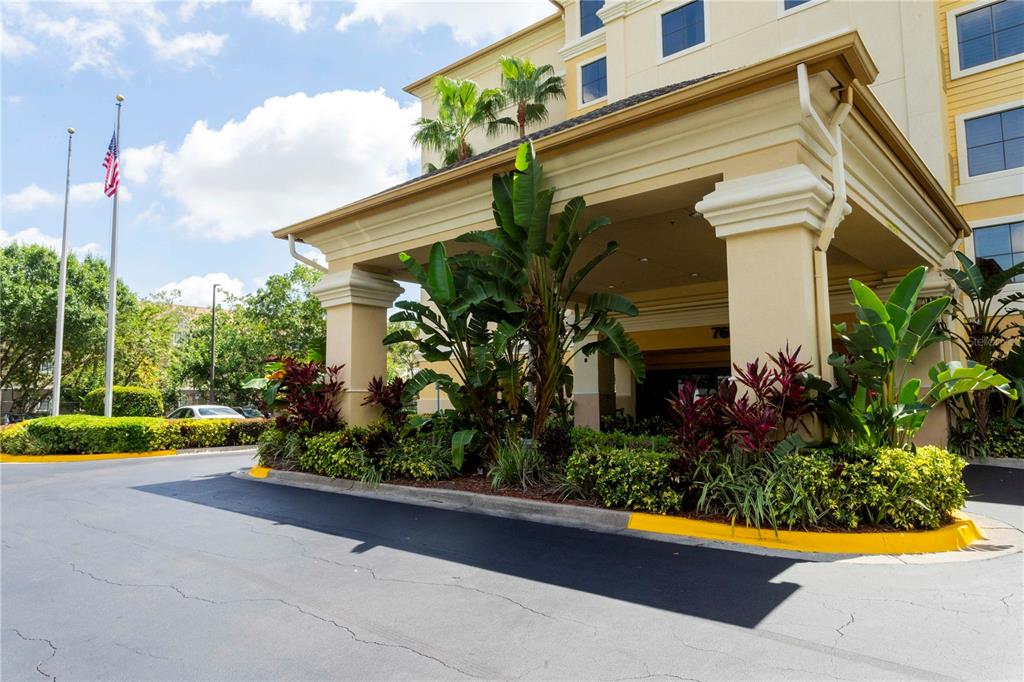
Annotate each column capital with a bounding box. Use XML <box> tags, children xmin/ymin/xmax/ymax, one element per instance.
<box><xmin>312</xmin><ymin>267</ymin><xmax>402</xmax><ymax>309</ymax></box>
<box><xmin>696</xmin><ymin>165</ymin><xmax>837</xmax><ymax>239</ymax></box>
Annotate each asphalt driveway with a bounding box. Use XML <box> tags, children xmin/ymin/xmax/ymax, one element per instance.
<box><xmin>2</xmin><ymin>452</ymin><xmax>1021</xmax><ymax>681</ymax></box>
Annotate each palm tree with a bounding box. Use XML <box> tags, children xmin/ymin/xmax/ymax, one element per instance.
<box><xmin>493</xmin><ymin>56</ymin><xmax>565</xmax><ymax>139</ymax></box>
<box><xmin>412</xmin><ymin>76</ymin><xmax>505</xmax><ymax>170</ymax></box>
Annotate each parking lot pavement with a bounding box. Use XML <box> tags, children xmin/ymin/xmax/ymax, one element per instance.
<box><xmin>2</xmin><ymin>454</ymin><xmax>1022</xmax><ymax>681</ymax></box>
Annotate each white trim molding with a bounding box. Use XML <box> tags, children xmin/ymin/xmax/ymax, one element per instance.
<box><xmin>558</xmin><ymin>26</ymin><xmax>606</xmax><ymax>61</ymax></box>
<box><xmin>596</xmin><ymin>0</ymin><xmax>659</xmax><ymax>23</ymax></box>
<box><xmin>946</xmin><ymin>0</ymin><xmax>1024</xmax><ymax>80</ymax></box>
<box><xmin>777</xmin><ymin>0</ymin><xmax>826</xmax><ymax>19</ymax></box>
<box><xmin>695</xmin><ymin>165</ymin><xmax>836</xmax><ymax>239</ymax></box>
<box><xmin>953</xmin><ymin>99</ymin><xmax>1024</xmax><ymax>205</ymax></box>
<box><xmin>656</xmin><ymin>0</ymin><xmax>711</xmax><ymax>65</ymax></box>
<box><xmin>312</xmin><ymin>268</ymin><xmax>402</xmax><ymax>309</ymax></box>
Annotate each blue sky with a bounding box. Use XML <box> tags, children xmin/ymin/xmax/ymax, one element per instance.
<box><xmin>1</xmin><ymin>1</ymin><xmax>553</xmax><ymax>305</ymax></box>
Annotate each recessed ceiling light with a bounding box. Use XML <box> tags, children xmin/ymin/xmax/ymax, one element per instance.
<box><xmin>607</xmin><ymin>284</ymin><xmax>616</xmax><ymax>289</ymax></box>
<box><xmin>638</xmin><ymin>257</ymin><xmax>649</xmax><ymax>263</ymax></box>
<box><xmin>690</xmin><ymin>272</ymin><xmax>699</xmax><ymax>278</ymax></box>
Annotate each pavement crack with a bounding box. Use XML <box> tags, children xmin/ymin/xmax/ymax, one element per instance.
<box><xmin>69</xmin><ymin>562</ymin><xmax>477</xmax><ymax>678</ymax></box>
<box><xmin>113</xmin><ymin>641</ymin><xmax>170</xmax><ymax>661</ymax></box>
<box><xmin>11</xmin><ymin>628</ymin><xmax>58</xmax><ymax>681</ymax></box>
<box><xmin>834</xmin><ymin>612</ymin><xmax>855</xmax><ymax>637</ymax></box>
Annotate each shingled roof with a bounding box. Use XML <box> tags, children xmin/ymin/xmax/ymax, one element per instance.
<box><xmin>398</xmin><ymin>70</ymin><xmax>728</xmax><ymax>190</ymax></box>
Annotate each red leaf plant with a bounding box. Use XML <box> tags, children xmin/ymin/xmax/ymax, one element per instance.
<box><xmin>273</xmin><ymin>356</ymin><xmax>345</xmax><ymax>434</ymax></box>
<box><xmin>668</xmin><ymin>345</ymin><xmax>814</xmax><ymax>459</ymax></box>
<box><xmin>362</xmin><ymin>376</ymin><xmax>409</xmax><ymax>427</ymax></box>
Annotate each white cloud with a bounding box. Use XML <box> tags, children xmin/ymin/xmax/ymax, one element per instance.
<box><xmin>4</xmin><ymin>2</ymin><xmax>226</xmax><ymax>73</ymax></box>
<box><xmin>335</xmin><ymin>0</ymin><xmax>554</xmax><ymax>46</ymax></box>
<box><xmin>0</xmin><ymin>227</ymin><xmax>101</xmax><ymax>257</ymax></box>
<box><xmin>249</xmin><ymin>0</ymin><xmax>312</xmax><ymax>32</ymax></box>
<box><xmin>158</xmin><ymin>89</ymin><xmax>420</xmax><ymax>240</ymax></box>
<box><xmin>143</xmin><ymin>27</ymin><xmax>226</xmax><ymax>68</ymax></box>
<box><xmin>155</xmin><ymin>272</ymin><xmax>245</xmax><ymax>306</ymax></box>
<box><xmin>3</xmin><ymin>95</ymin><xmax>25</xmax><ymax>104</ymax></box>
<box><xmin>1</xmin><ymin>25</ymin><xmax>36</xmax><ymax>59</ymax></box>
<box><xmin>3</xmin><ymin>184</ymin><xmax>59</xmax><ymax>212</ymax></box>
<box><xmin>69</xmin><ymin>182</ymin><xmax>132</xmax><ymax>204</ymax></box>
<box><xmin>122</xmin><ymin>143</ymin><xmax>168</xmax><ymax>184</ymax></box>
<box><xmin>178</xmin><ymin>0</ymin><xmax>228</xmax><ymax>22</ymax></box>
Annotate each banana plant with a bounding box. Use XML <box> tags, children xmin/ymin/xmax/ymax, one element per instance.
<box><xmin>384</xmin><ymin>242</ymin><xmax>525</xmax><ymax>468</ymax></box>
<box><xmin>825</xmin><ymin>266</ymin><xmax>1016</xmax><ymax>448</ymax></box>
<box><xmin>457</xmin><ymin>141</ymin><xmax>645</xmax><ymax>441</ymax></box>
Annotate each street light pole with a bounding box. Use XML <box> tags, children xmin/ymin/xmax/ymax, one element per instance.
<box><xmin>209</xmin><ymin>283</ymin><xmax>219</xmax><ymax>403</ymax></box>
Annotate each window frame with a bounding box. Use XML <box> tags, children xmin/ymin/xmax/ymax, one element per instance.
<box><xmin>969</xmin><ymin>213</ymin><xmax>1024</xmax><ymax>299</ymax></box>
<box><xmin>657</xmin><ymin>0</ymin><xmax>710</xmax><ymax>64</ymax></box>
<box><xmin>946</xmin><ymin>0</ymin><xmax>1024</xmax><ymax>80</ymax></box>
<box><xmin>777</xmin><ymin>0</ymin><xmax>826</xmax><ymax>18</ymax></box>
<box><xmin>577</xmin><ymin>54</ymin><xmax>608</xmax><ymax>108</ymax></box>
<box><xmin>954</xmin><ymin>99</ymin><xmax>1024</xmax><ymax>203</ymax></box>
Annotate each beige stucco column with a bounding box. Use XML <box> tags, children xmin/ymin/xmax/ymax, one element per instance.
<box><xmin>696</xmin><ymin>165</ymin><xmax>833</xmax><ymax>374</ymax></box>
<box><xmin>614</xmin><ymin>357</ymin><xmax>636</xmax><ymax>417</ymax></box>
<box><xmin>312</xmin><ymin>267</ymin><xmax>402</xmax><ymax>427</ymax></box>
<box><xmin>574</xmin><ymin>343</ymin><xmax>615</xmax><ymax>430</ymax></box>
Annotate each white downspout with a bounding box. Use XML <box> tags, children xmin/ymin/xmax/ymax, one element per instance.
<box><xmin>798</xmin><ymin>63</ymin><xmax>854</xmax><ymax>381</ymax></box>
<box><xmin>289</xmin><ymin>234</ymin><xmax>328</xmax><ymax>273</ymax></box>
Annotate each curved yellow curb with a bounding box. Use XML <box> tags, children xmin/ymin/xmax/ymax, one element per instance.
<box><xmin>0</xmin><ymin>450</ymin><xmax>177</xmax><ymax>463</ymax></box>
<box><xmin>627</xmin><ymin>511</ymin><xmax>984</xmax><ymax>554</ymax></box>
<box><xmin>249</xmin><ymin>466</ymin><xmax>270</xmax><ymax>478</ymax></box>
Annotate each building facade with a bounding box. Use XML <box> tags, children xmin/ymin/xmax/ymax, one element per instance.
<box><xmin>275</xmin><ymin>0</ymin><xmax>1023</xmax><ymax>441</ymax></box>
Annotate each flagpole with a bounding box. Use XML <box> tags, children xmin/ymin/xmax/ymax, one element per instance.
<box><xmin>103</xmin><ymin>94</ymin><xmax>124</xmax><ymax>418</ymax></box>
<box><xmin>51</xmin><ymin>128</ymin><xmax>75</xmax><ymax>416</ymax></box>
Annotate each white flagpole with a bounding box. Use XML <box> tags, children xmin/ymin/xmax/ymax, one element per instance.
<box><xmin>51</xmin><ymin>127</ymin><xmax>75</xmax><ymax>417</ymax></box>
<box><xmin>103</xmin><ymin>95</ymin><xmax>124</xmax><ymax>418</ymax></box>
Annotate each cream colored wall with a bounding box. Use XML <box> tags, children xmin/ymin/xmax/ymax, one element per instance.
<box><xmin>595</xmin><ymin>0</ymin><xmax>947</xmax><ymax>186</ymax></box>
<box><xmin>410</xmin><ymin>17</ymin><xmax>566</xmax><ymax>172</ymax></box>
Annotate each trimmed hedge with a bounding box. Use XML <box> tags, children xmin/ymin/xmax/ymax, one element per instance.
<box><xmin>566</xmin><ymin>447</ymin><xmax>682</xmax><ymax>513</ymax></box>
<box><xmin>570</xmin><ymin>426</ymin><xmax>675</xmax><ymax>454</ymax></box>
<box><xmin>83</xmin><ymin>386</ymin><xmax>164</xmax><ymax>417</ymax></box>
<box><xmin>0</xmin><ymin>415</ymin><xmax>271</xmax><ymax>455</ymax></box>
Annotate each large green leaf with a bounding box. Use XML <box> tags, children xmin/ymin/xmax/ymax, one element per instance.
<box><xmin>491</xmin><ymin>174</ymin><xmax>521</xmax><ymax>240</ymax></box>
<box><xmin>896</xmin><ymin>296</ymin><xmax>949</xmax><ymax>360</ymax></box>
<box><xmin>451</xmin><ymin>429</ymin><xmax>477</xmax><ymax>470</ymax></box>
<box><xmin>885</xmin><ymin>266</ymin><xmax>926</xmax><ymax>338</ymax></box>
<box><xmin>512</xmin><ymin>142</ymin><xmax>540</xmax><ymax>229</ymax></box>
<box><xmin>426</xmin><ymin>242</ymin><xmax>456</xmax><ymax>305</ymax></box>
<box><xmin>926</xmin><ymin>361</ymin><xmax>1017</xmax><ymax>403</ymax></box>
<box><xmin>550</xmin><ymin>196</ymin><xmax>585</xmax><ymax>271</ymax></box>
<box><xmin>583</xmin><ymin>292</ymin><xmax>639</xmax><ymax>318</ymax></box>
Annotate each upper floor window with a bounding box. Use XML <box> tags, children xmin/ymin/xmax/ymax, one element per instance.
<box><xmin>974</xmin><ymin>221</ymin><xmax>1024</xmax><ymax>278</ymax></box>
<box><xmin>662</xmin><ymin>1</ymin><xmax>706</xmax><ymax>58</ymax></box>
<box><xmin>580</xmin><ymin>0</ymin><xmax>604</xmax><ymax>36</ymax></box>
<box><xmin>783</xmin><ymin>0</ymin><xmax>812</xmax><ymax>10</ymax></box>
<box><xmin>580</xmin><ymin>57</ymin><xmax>607</xmax><ymax>104</ymax></box>
<box><xmin>964</xmin><ymin>105</ymin><xmax>1023</xmax><ymax>175</ymax></box>
<box><xmin>955</xmin><ymin>0</ymin><xmax>1024</xmax><ymax>71</ymax></box>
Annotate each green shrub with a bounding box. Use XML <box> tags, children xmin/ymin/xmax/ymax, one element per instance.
<box><xmin>489</xmin><ymin>439</ymin><xmax>545</xmax><ymax>490</ymax></box>
<box><xmin>0</xmin><ymin>422</ymin><xmax>32</xmax><ymax>454</ymax></box>
<box><xmin>570</xmin><ymin>427</ymin><xmax>675</xmax><ymax>454</ymax></box>
<box><xmin>300</xmin><ymin>431</ymin><xmax>369</xmax><ymax>479</ymax></box>
<box><xmin>257</xmin><ymin>427</ymin><xmax>303</xmax><ymax>468</ymax></box>
<box><xmin>83</xmin><ymin>386</ymin><xmax>164</xmax><ymax>417</ymax></box>
<box><xmin>170</xmin><ymin>419</ymin><xmax>232</xmax><ymax>449</ymax></box>
<box><xmin>378</xmin><ymin>434</ymin><xmax>454</xmax><ymax>481</ymax></box>
<box><xmin>228</xmin><ymin>418</ymin><xmax>273</xmax><ymax>445</ymax></box>
<box><xmin>565</xmin><ymin>447</ymin><xmax>681</xmax><ymax>513</ymax></box>
<box><xmin>14</xmin><ymin>415</ymin><xmax>173</xmax><ymax>454</ymax></box>
<box><xmin>985</xmin><ymin>420</ymin><xmax>1024</xmax><ymax>458</ymax></box>
<box><xmin>693</xmin><ymin>446</ymin><xmax>967</xmax><ymax>531</ymax></box>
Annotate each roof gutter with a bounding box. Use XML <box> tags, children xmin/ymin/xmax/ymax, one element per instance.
<box><xmin>289</xmin><ymin>234</ymin><xmax>328</xmax><ymax>273</ymax></box>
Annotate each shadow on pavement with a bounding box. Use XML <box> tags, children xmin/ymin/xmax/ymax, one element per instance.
<box><xmin>965</xmin><ymin>465</ymin><xmax>1024</xmax><ymax>507</ymax></box>
<box><xmin>135</xmin><ymin>473</ymin><xmax>804</xmax><ymax>629</ymax></box>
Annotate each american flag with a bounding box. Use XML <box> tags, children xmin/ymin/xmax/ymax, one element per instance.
<box><xmin>102</xmin><ymin>132</ymin><xmax>119</xmax><ymax>197</ymax></box>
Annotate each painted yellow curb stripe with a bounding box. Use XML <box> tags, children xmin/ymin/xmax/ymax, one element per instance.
<box><xmin>249</xmin><ymin>466</ymin><xmax>270</xmax><ymax>478</ymax></box>
<box><xmin>627</xmin><ymin>511</ymin><xmax>984</xmax><ymax>554</ymax></box>
<box><xmin>0</xmin><ymin>450</ymin><xmax>177</xmax><ymax>463</ymax></box>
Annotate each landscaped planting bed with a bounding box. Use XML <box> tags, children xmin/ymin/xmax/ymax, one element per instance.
<box><xmin>0</xmin><ymin>415</ymin><xmax>271</xmax><ymax>455</ymax></box>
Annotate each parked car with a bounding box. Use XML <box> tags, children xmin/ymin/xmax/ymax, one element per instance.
<box><xmin>165</xmin><ymin>405</ymin><xmax>244</xmax><ymax>419</ymax></box>
<box><xmin>232</xmin><ymin>405</ymin><xmax>266</xmax><ymax>419</ymax></box>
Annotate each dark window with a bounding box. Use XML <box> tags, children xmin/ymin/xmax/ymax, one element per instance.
<box><xmin>662</xmin><ymin>1</ymin><xmax>705</xmax><ymax>58</ymax></box>
<box><xmin>580</xmin><ymin>0</ymin><xmax>604</xmax><ymax>36</ymax></box>
<box><xmin>783</xmin><ymin>0</ymin><xmax>813</xmax><ymax>10</ymax></box>
<box><xmin>956</xmin><ymin>0</ymin><xmax>1024</xmax><ymax>70</ymax></box>
<box><xmin>965</xmin><ymin>106</ymin><xmax>1024</xmax><ymax>175</ymax></box>
<box><xmin>973</xmin><ymin>221</ymin><xmax>1024</xmax><ymax>280</ymax></box>
<box><xmin>580</xmin><ymin>57</ymin><xmax>607</xmax><ymax>103</ymax></box>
